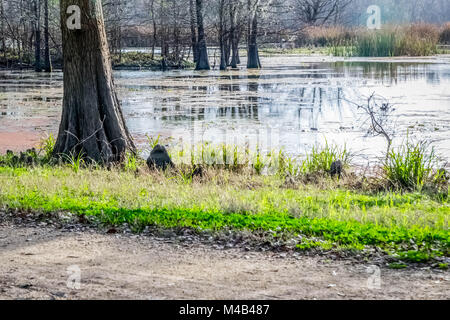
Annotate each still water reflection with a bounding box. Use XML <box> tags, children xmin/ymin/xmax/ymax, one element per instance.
<box><xmin>1</xmin><ymin>56</ymin><xmax>450</xmax><ymax>164</ymax></box>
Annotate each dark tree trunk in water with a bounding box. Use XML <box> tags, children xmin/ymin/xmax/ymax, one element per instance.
<box><xmin>43</xmin><ymin>0</ymin><xmax>51</xmax><ymax>72</ymax></box>
<box><xmin>54</xmin><ymin>0</ymin><xmax>135</xmax><ymax>164</ymax></box>
<box><xmin>236</xmin><ymin>26</ymin><xmax>242</xmax><ymax>65</ymax></box>
<box><xmin>224</xmin><ymin>37</ymin><xmax>231</xmax><ymax>66</ymax></box>
<box><xmin>247</xmin><ymin>7</ymin><xmax>261</xmax><ymax>69</ymax></box>
<box><xmin>218</xmin><ymin>0</ymin><xmax>227</xmax><ymax>70</ymax></box>
<box><xmin>189</xmin><ymin>0</ymin><xmax>198</xmax><ymax>63</ymax></box>
<box><xmin>219</xmin><ymin>45</ymin><xmax>227</xmax><ymax>71</ymax></box>
<box><xmin>34</xmin><ymin>0</ymin><xmax>42</xmax><ymax>72</ymax></box>
<box><xmin>230</xmin><ymin>1</ymin><xmax>238</xmax><ymax>69</ymax></box>
<box><xmin>195</xmin><ymin>0</ymin><xmax>210</xmax><ymax>70</ymax></box>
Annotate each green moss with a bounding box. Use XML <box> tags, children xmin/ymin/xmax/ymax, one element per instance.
<box><xmin>438</xmin><ymin>263</ymin><xmax>448</xmax><ymax>270</ymax></box>
<box><xmin>296</xmin><ymin>239</ymin><xmax>334</xmax><ymax>251</ymax></box>
<box><xmin>388</xmin><ymin>263</ymin><xmax>408</xmax><ymax>269</ymax></box>
<box><xmin>396</xmin><ymin>250</ymin><xmax>442</xmax><ymax>263</ymax></box>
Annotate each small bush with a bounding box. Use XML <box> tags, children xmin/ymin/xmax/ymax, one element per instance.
<box><xmin>440</xmin><ymin>22</ymin><xmax>450</xmax><ymax>44</ymax></box>
<box><xmin>0</xmin><ymin>149</ymin><xmax>38</xmax><ymax>168</ymax></box>
<box><xmin>298</xmin><ymin>26</ymin><xmax>354</xmax><ymax>47</ymax></box>
<box><xmin>400</xmin><ymin>23</ymin><xmax>440</xmax><ymax>56</ymax></box>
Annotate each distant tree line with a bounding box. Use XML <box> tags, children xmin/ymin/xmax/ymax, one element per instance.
<box><xmin>1</xmin><ymin>0</ymin><xmax>449</xmax><ymax>70</ymax></box>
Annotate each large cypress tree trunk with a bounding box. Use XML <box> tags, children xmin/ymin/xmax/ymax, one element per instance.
<box><xmin>43</xmin><ymin>0</ymin><xmax>52</xmax><ymax>72</ymax></box>
<box><xmin>54</xmin><ymin>0</ymin><xmax>135</xmax><ymax>164</ymax></box>
<box><xmin>195</xmin><ymin>0</ymin><xmax>210</xmax><ymax>70</ymax></box>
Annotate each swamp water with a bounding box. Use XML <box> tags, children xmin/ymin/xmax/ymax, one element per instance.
<box><xmin>1</xmin><ymin>55</ymin><xmax>450</xmax><ymax>165</ymax></box>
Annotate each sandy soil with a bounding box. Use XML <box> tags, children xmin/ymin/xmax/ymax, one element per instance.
<box><xmin>0</xmin><ymin>220</ymin><xmax>448</xmax><ymax>300</ymax></box>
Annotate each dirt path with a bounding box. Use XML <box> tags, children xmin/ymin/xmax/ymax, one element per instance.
<box><xmin>0</xmin><ymin>221</ymin><xmax>448</xmax><ymax>300</ymax></box>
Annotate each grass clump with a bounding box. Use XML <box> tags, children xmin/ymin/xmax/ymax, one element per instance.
<box><xmin>330</xmin><ymin>24</ymin><xmax>440</xmax><ymax>57</ymax></box>
<box><xmin>354</xmin><ymin>31</ymin><xmax>398</xmax><ymax>57</ymax></box>
<box><xmin>384</xmin><ymin>140</ymin><xmax>439</xmax><ymax>191</ymax></box>
<box><xmin>350</xmin><ymin>29</ymin><xmax>438</xmax><ymax>57</ymax></box>
<box><xmin>167</xmin><ymin>140</ymin><xmax>351</xmax><ymax>179</ymax></box>
<box><xmin>262</xmin><ymin>23</ymin><xmax>444</xmax><ymax>58</ymax></box>
<box><xmin>301</xmin><ymin>142</ymin><xmax>350</xmax><ymax>175</ymax></box>
<box><xmin>38</xmin><ymin>134</ymin><xmax>56</xmax><ymax>163</ymax></box>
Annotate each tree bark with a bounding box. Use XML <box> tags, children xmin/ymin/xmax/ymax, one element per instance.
<box><xmin>0</xmin><ymin>0</ymin><xmax>6</xmax><ymax>63</ymax></box>
<box><xmin>218</xmin><ymin>0</ymin><xmax>227</xmax><ymax>70</ymax></box>
<box><xmin>54</xmin><ymin>0</ymin><xmax>135</xmax><ymax>164</ymax></box>
<box><xmin>150</xmin><ymin>0</ymin><xmax>157</xmax><ymax>60</ymax></box>
<box><xmin>230</xmin><ymin>0</ymin><xmax>238</xmax><ymax>68</ymax></box>
<box><xmin>247</xmin><ymin>2</ymin><xmax>261</xmax><ymax>69</ymax></box>
<box><xmin>224</xmin><ymin>35</ymin><xmax>231</xmax><ymax>66</ymax></box>
<box><xmin>34</xmin><ymin>0</ymin><xmax>42</xmax><ymax>72</ymax></box>
<box><xmin>189</xmin><ymin>0</ymin><xmax>198</xmax><ymax>63</ymax></box>
<box><xmin>195</xmin><ymin>0</ymin><xmax>210</xmax><ymax>70</ymax></box>
<box><xmin>236</xmin><ymin>26</ymin><xmax>242</xmax><ymax>65</ymax></box>
<box><xmin>43</xmin><ymin>0</ymin><xmax>52</xmax><ymax>72</ymax></box>
<box><xmin>159</xmin><ymin>0</ymin><xmax>169</xmax><ymax>69</ymax></box>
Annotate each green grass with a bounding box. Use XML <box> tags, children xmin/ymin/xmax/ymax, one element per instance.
<box><xmin>164</xmin><ymin>142</ymin><xmax>351</xmax><ymax>178</ymax></box>
<box><xmin>385</xmin><ymin>140</ymin><xmax>438</xmax><ymax>191</ymax></box>
<box><xmin>0</xmin><ymin>165</ymin><xmax>448</xmax><ymax>262</ymax></box>
<box><xmin>0</xmin><ymin>137</ymin><xmax>448</xmax><ymax>264</ymax></box>
<box><xmin>355</xmin><ymin>32</ymin><xmax>397</xmax><ymax>57</ymax></box>
<box><xmin>301</xmin><ymin>142</ymin><xmax>350</xmax><ymax>175</ymax></box>
<box><xmin>330</xmin><ymin>26</ymin><xmax>440</xmax><ymax>57</ymax></box>
<box><xmin>261</xmin><ymin>25</ymin><xmax>444</xmax><ymax>58</ymax></box>
<box><xmin>39</xmin><ymin>134</ymin><xmax>56</xmax><ymax>163</ymax></box>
